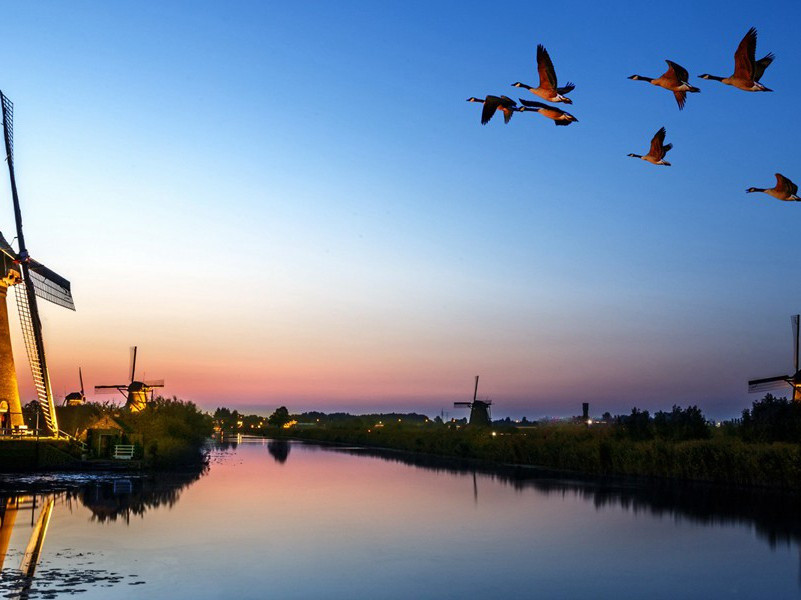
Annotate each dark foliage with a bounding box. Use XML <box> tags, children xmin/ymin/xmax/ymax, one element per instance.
<box><xmin>653</xmin><ymin>405</ymin><xmax>711</xmax><ymax>441</ymax></box>
<box><xmin>740</xmin><ymin>394</ymin><xmax>801</xmax><ymax>443</ymax></box>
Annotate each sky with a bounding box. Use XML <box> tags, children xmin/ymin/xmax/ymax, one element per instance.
<box><xmin>0</xmin><ymin>0</ymin><xmax>799</xmax><ymax>419</ymax></box>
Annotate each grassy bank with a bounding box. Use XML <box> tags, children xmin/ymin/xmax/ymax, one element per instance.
<box><xmin>270</xmin><ymin>424</ymin><xmax>801</xmax><ymax>489</ymax></box>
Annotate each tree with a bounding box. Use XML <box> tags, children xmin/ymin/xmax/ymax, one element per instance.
<box><xmin>268</xmin><ymin>406</ymin><xmax>291</xmax><ymax>427</ymax></box>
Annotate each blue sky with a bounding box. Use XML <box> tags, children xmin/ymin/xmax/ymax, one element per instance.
<box><xmin>0</xmin><ymin>1</ymin><xmax>799</xmax><ymax>418</ymax></box>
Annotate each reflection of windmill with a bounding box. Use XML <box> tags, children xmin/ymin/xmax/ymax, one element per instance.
<box><xmin>0</xmin><ymin>91</ymin><xmax>75</xmax><ymax>436</ymax></box>
<box><xmin>63</xmin><ymin>368</ymin><xmax>86</xmax><ymax>407</ymax></box>
<box><xmin>454</xmin><ymin>375</ymin><xmax>492</xmax><ymax>427</ymax></box>
<box><xmin>94</xmin><ymin>347</ymin><xmax>164</xmax><ymax>412</ymax></box>
<box><xmin>749</xmin><ymin>315</ymin><xmax>801</xmax><ymax>401</ymax></box>
<box><xmin>0</xmin><ymin>495</ymin><xmax>54</xmax><ymax>580</ymax></box>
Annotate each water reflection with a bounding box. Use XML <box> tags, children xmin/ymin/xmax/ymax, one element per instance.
<box><xmin>73</xmin><ymin>468</ymin><xmax>206</xmax><ymax>523</ymax></box>
<box><xmin>326</xmin><ymin>444</ymin><xmax>801</xmax><ymax>548</ymax></box>
<box><xmin>267</xmin><ymin>440</ymin><xmax>290</xmax><ymax>464</ymax></box>
<box><xmin>0</xmin><ymin>463</ymin><xmax>207</xmax><ymax>598</ymax></box>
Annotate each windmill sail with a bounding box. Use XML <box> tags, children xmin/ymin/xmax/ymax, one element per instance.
<box><xmin>14</xmin><ymin>283</ymin><xmax>58</xmax><ymax>432</ymax></box>
<box><xmin>27</xmin><ymin>259</ymin><xmax>74</xmax><ymax>310</ymax></box>
<box><xmin>747</xmin><ymin>374</ymin><xmax>791</xmax><ymax>394</ymax></box>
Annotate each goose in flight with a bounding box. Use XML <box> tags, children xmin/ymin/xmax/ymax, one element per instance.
<box><xmin>627</xmin><ymin>127</ymin><xmax>672</xmax><ymax>166</ymax></box>
<box><xmin>746</xmin><ymin>174</ymin><xmax>800</xmax><ymax>201</ymax></box>
<box><xmin>628</xmin><ymin>60</ymin><xmax>701</xmax><ymax>110</ymax></box>
<box><xmin>467</xmin><ymin>95</ymin><xmax>521</xmax><ymax>125</ymax></box>
<box><xmin>518</xmin><ymin>99</ymin><xmax>578</xmax><ymax>126</ymax></box>
<box><xmin>512</xmin><ymin>44</ymin><xmax>575</xmax><ymax>104</ymax></box>
<box><xmin>698</xmin><ymin>27</ymin><xmax>773</xmax><ymax>91</ymax></box>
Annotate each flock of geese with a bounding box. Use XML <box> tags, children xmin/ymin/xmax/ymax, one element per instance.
<box><xmin>467</xmin><ymin>27</ymin><xmax>799</xmax><ymax>202</ymax></box>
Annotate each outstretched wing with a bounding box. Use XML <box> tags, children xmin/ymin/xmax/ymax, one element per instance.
<box><xmin>480</xmin><ymin>95</ymin><xmax>501</xmax><ymax>125</ymax></box>
<box><xmin>733</xmin><ymin>27</ymin><xmax>757</xmax><ymax>80</ymax></box>
<box><xmin>776</xmin><ymin>173</ymin><xmax>798</xmax><ymax>197</ymax></box>
<box><xmin>649</xmin><ymin>127</ymin><xmax>666</xmax><ymax>158</ymax></box>
<box><xmin>754</xmin><ymin>53</ymin><xmax>774</xmax><ymax>82</ymax></box>
<box><xmin>536</xmin><ymin>44</ymin><xmax>558</xmax><ymax>91</ymax></box>
<box><xmin>665</xmin><ymin>60</ymin><xmax>690</xmax><ymax>83</ymax></box>
<box><xmin>518</xmin><ymin>98</ymin><xmax>548</xmax><ymax>109</ymax></box>
<box><xmin>673</xmin><ymin>90</ymin><xmax>686</xmax><ymax>110</ymax></box>
<box><xmin>556</xmin><ymin>82</ymin><xmax>575</xmax><ymax>95</ymax></box>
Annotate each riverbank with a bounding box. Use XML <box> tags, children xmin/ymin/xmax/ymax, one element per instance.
<box><xmin>1</xmin><ymin>397</ymin><xmax>212</xmax><ymax>472</ymax></box>
<box><xmin>272</xmin><ymin>424</ymin><xmax>801</xmax><ymax>490</ymax></box>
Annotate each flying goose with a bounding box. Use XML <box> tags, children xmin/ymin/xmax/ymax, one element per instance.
<box><xmin>746</xmin><ymin>174</ymin><xmax>800</xmax><ymax>201</ymax></box>
<box><xmin>512</xmin><ymin>44</ymin><xmax>575</xmax><ymax>104</ymax></box>
<box><xmin>466</xmin><ymin>95</ymin><xmax>521</xmax><ymax>125</ymax></box>
<box><xmin>699</xmin><ymin>28</ymin><xmax>773</xmax><ymax>91</ymax></box>
<box><xmin>627</xmin><ymin>127</ymin><xmax>672</xmax><ymax>166</ymax></box>
<box><xmin>518</xmin><ymin>99</ymin><xmax>578</xmax><ymax>126</ymax></box>
<box><xmin>628</xmin><ymin>60</ymin><xmax>701</xmax><ymax>110</ymax></box>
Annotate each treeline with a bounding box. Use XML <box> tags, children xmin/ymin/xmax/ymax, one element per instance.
<box><xmin>235</xmin><ymin>394</ymin><xmax>801</xmax><ymax>489</ymax></box>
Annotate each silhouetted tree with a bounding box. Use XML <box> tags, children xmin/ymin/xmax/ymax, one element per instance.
<box><xmin>268</xmin><ymin>406</ymin><xmax>291</xmax><ymax>427</ymax></box>
<box><xmin>653</xmin><ymin>405</ymin><xmax>710</xmax><ymax>441</ymax></box>
<box><xmin>741</xmin><ymin>394</ymin><xmax>801</xmax><ymax>443</ymax></box>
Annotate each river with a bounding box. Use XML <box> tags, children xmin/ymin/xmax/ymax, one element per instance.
<box><xmin>1</xmin><ymin>438</ymin><xmax>799</xmax><ymax>598</ymax></box>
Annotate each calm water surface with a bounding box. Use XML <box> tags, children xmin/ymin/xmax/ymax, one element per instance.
<box><xmin>1</xmin><ymin>439</ymin><xmax>800</xmax><ymax>599</ymax></box>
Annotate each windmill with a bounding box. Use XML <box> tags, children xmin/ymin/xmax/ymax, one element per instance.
<box><xmin>454</xmin><ymin>375</ymin><xmax>492</xmax><ymax>427</ymax></box>
<box><xmin>748</xmin><ymin>315</ymin><xmax>801</xmax><ymax>401</ymax></box>
<box><xmin>63</xmin><ymin>367</ymin><xmax>86</xmax><ymax>406</ymax></box>
<box><xmin>0</xmin><ymin>91</ymin><xmax>75</xmax><ymax>436</ymax></box>
<box><xmin>94</xmin><ymin>347</ymin><xmax>164</xmax><ymax>412</ymax></box>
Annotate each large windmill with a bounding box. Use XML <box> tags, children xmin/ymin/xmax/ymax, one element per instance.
<box><xmin>454</xmin><ymin>375</ymin><xmax>492</xmax><ymax>427</ymax></box>
<box><xmin>94</xmin><ymin>347</ymin><xmax>164</xmax><ymax>412</ymax></box>
<box><xmin>748</xmin><ymin>315</ymin><xmax>801</xmax><ymax>401</ymax></box>
<box><xmin>0</xmin><ymin>91</ymin><xmax>75</xmax><ymax>436</ymax></box>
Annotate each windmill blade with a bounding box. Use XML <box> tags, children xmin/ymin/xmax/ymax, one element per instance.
<box><xmin>79</xmin><ymin>367</ymin><xmax>85</xmax><ymax>396</ymax></box>
<box><xmin>454</xmin><ymin>402</ymin><xmax>473</xmax><ymax>407</ymax></box>
<box><xmin>26</xmin><ymin>258</ymin><xmax>74</xmax><ymax>310</ymax></box>
<box><xmin>473</xmin><ymin>375</ymin><xmax>479</xmax><ymax>403</ymax></box>
<box><xmin>130</xmin><ymin>346</ymin><xmax>137</xmax><ymax>383</ymax></box>
<box><xmin>0</xmin><ymin>231</ymin><xmax>16</xmax><ymax>258</ymax></box>
<box><xmin>1</xmin><ymin>91</ymin><xmax>15</xmax><ymax>166</ymax></box>
<box><xmin>748</xmin><ymin>375</ymin><xmax>791</xmax><ymax>394</ymax></box>
<box><xmin>143</xmin><ymin>379</ymin><xmax>164</xmax><ymax>387</ymax></box>
<box><xmin>94</xmin><ymin>385</ymin><xmax>126</xmax><ymax>394</ymax></box>
<box><xmin>14</xmin><ymin>279</ymin><xmax>58</xmax><ymax>434</ymax></box>
<box><xmin>792</xmin><ymin>315</ymin><xmax>800</xmax><ymax>373</ymax></box>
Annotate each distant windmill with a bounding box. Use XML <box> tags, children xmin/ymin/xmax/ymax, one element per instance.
<box><xmin>94</xmin><ymin>347</ymin><xmax>165</xmax><ymax>411</ymax></box>
<box><xmin>454</xmin><ymin>375</ymin><xmax>492</xmax><ymax>427</ymax></box>
<box><xmin>0</xmin><ymin>91</ymin><xmax>76</xmax><ymax>436</ymax></box>
<box><xmin>63</xmin><ymin>368</ymin><xmax>86</xmax><ymax>406</ymax></box>
<box><xmin>748</xmin><ymin>315</ymin><xmax>801</xmax><ymax>401</ymax></box>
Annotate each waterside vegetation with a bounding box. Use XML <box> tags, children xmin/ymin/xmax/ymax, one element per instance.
<box><xmin>215</xmin><ymin>395</ymin><xmax>801</xmax><ymax>490</ymax></box>
<box><xmin>0</xmin><ymin>396</ymin><xmax>213</xmax><ymax>471</ymax></box>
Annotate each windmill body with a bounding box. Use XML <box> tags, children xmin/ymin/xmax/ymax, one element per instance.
<box><xmin>748</xmin><ymin>315</ymin><xmax>801</xmax><ymax>401</ymax></box>
<box><xmin>454</xmin><ymin>375</ymin><xmax>493</xmax><ymax>427</ymax></box>
<box><xmin>0</xmin><ymin>245</ymin><xmax>24</xmax><ymax>431</ymax></box>
<box><xmin>95</xmin><ymin>347</ymin><xmax>164</xmax><ymax>412</ymax></box>
<box><xmin>0</xmin><ymin>92</ymin><xmax>75</xmax><ymax>437</ymax></box>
